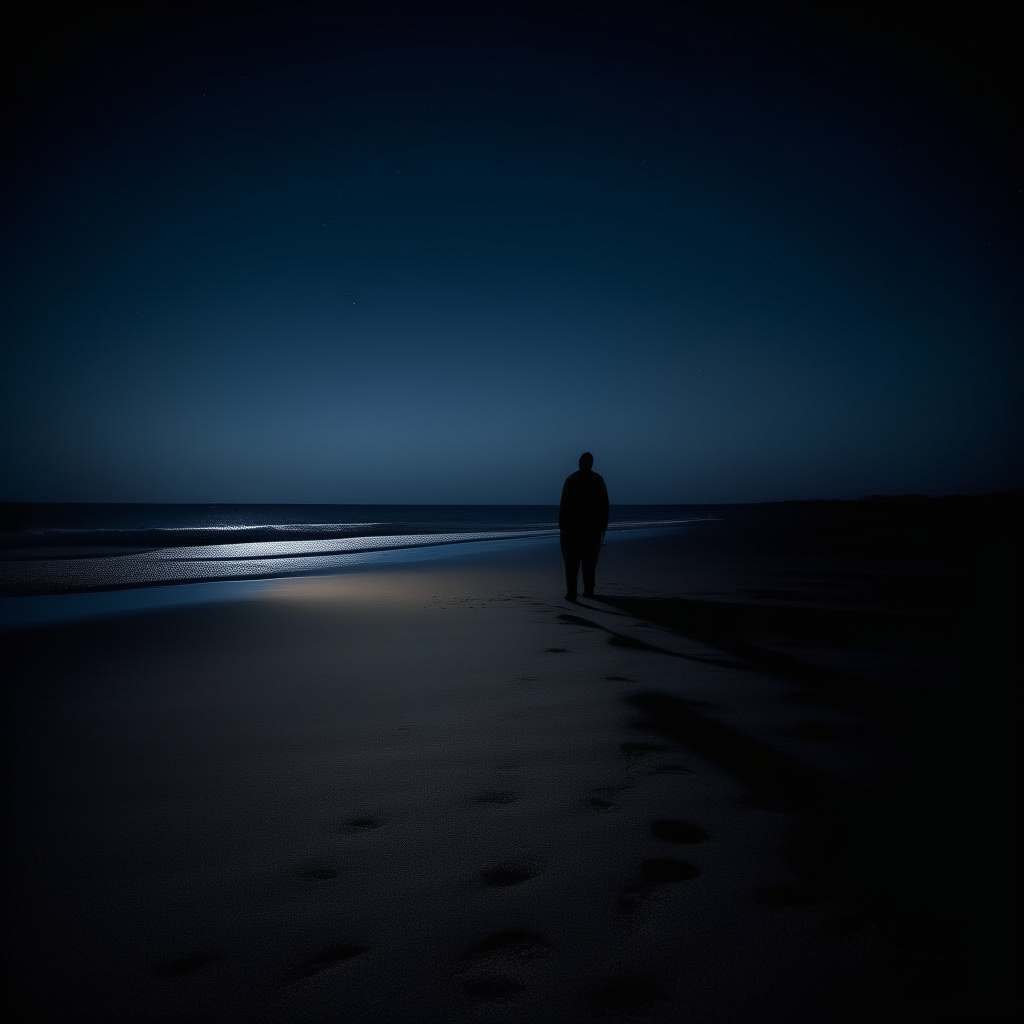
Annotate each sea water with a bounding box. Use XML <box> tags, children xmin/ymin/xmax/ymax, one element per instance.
<box><xmin>0</xmin><ymin>504</ymin><xmax>723</xmax><ymax>630</ymax></box>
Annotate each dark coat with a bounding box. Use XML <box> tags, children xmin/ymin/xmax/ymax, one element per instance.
<box><xmin>558</xmin><ymin>470</ymin><xmax>609</xmax><ymax>539</ymax></box>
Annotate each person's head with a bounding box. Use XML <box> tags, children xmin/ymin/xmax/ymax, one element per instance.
<box><xmin>578</xmin><ymin>452</ymin><xmax>594</xmax><ymax>471</ymax></box>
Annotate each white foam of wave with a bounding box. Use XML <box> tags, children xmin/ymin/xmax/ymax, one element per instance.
<box><xmin>17</xmin><ymin>522</ymin><xmax>389</xmax><ymax>539</ymax></box>
<box><xmin>0</xmin><ymin>530</ymin><xmax>553</xmax><ymax>593</ymax></box>
<box><xmin>149</xmin><ymin>529</ymin><xmax>557</xmax><ymax>561</ymax></box>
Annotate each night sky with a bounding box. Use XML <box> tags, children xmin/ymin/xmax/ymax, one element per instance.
<box><xmin>2</xmin><ymin>2</ymin><xmax>1019</xmax><ymax>504</ymax></box>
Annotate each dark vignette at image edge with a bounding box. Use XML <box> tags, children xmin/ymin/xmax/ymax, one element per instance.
<box><xmin>1</xmin><ymin>0</ymin><xmax>1021</xmax><ymax>1019</ymax></box>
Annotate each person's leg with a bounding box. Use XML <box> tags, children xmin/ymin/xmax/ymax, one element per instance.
<box><xmin>561</xmin><ymin>536</ymin><xmax>581</xmax><ymax>598</ymax></box>
<box><xmin>581</xmin><ymin>542</ymin><xmax>600</xmax><ymax>596</ymax></box>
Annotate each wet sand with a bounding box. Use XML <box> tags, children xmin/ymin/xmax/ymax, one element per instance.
<box><xmin>3</xmin><ymin>497</ymin><xmax>1019</xmax><ymax>1022</ymax></box>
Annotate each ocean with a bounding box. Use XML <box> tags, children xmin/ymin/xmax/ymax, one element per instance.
<box><xmin>0</xmin><ymin>504</ymin><xmax>723</xmax><ymax>629</ymax></box>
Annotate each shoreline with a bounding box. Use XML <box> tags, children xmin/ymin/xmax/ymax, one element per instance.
<box><xmin>0</xmin><ymin>524</ymin><xmax>712</xmax><ymax>601</ymax></box>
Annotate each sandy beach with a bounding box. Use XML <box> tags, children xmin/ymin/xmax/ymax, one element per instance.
<box><xmin>3</xmin><ymin>498</ymin><xmax>1019</xmax><ymax>1023</ymax></box>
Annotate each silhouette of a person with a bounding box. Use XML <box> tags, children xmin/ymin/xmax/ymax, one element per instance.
<box><xmin>559</xmin><ymin>452</ymin><xmax>609</xmax><ymax>600</ymax></box>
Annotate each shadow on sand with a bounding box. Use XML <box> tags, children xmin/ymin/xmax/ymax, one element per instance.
<box><xmin>591</xmin><ymin>578</ymin><xmax>1019</xmax><ymax>1022</ymax></box>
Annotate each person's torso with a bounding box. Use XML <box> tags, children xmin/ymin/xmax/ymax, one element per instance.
<box><xmin>561</xmin><ymin>471</ymin><xmax>607</xmax><ymax>528</ymax></box>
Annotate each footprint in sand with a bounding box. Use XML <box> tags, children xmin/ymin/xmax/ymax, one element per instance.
<box><xmin>284</xmin><ymin>944</ymin><xmax>369</xmax><ymax>983</ymax></box>
<box><xmin>460</xmin><ymin>930</ymin><xmax>550</xmax><ymax>967</ymax></box>
<box><xmin>457</xmin><ymin>931</ymin><xmax>549</xmax><ymax>1004</ymax></box>
<box><xmin>620</xmin><ymin>741</ymin><xmax>669</xmax><ymax>756</ymax></box>
<box><xmin>607</xmin><ymin>633</ymin><xmax>653</xmax><ymax>650</ymax></box>
<box><xmin>619</xmin><ymin>859</ymin><xmax>700</xmax><ymax>914</ymax></box>
<box><xmin>583</xmin><ymin>784</ymin><xmax>632</xmax><ymax>810</ymax></box>
<box><xmin>346</xmin><ymin>817</ymin><xmax>382</xmax><ymax>830</ymax></box>
<box><xmin>480</xmin><ymin>863</ymin><xmax>541</xmax><ymax>887</ymax></box>
<box><xmin>156</xmin><ymin>953</ymin><xmax>223</xmax><ymax>978</ymax></box>
<box><xmin>650</xmin><ymin>820</ymin><xmax>710</xmax><ymax>844</ymax></box>
<box><xmin>477</xmin><ymin>791</ymin><xmax>518</xmax><ymax>805</ymax></box>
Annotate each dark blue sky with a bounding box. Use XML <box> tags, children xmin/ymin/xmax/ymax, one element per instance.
<box><xmin>2</xmin><ymin>2</ymin><xmax>1020</xmax><ymax>503</ymax></box>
